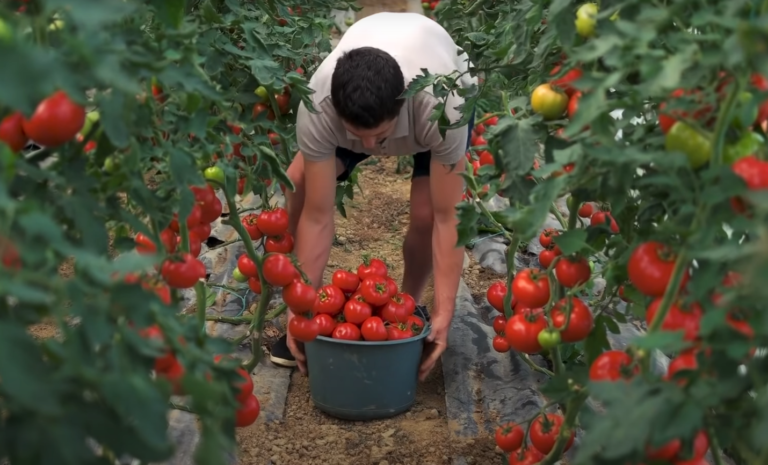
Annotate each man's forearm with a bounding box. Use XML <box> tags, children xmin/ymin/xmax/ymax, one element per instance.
<box><xmin>294</xmin><ymin>211</ymin><xmax>334</xmax><ymax>290</ymax></box>
<box><xmin>432</xmin><ymin>218</ymin><xmax>463</xmax><ymax>320</ymax></box>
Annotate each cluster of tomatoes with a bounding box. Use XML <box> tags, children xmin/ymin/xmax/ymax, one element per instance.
<box><xmin>0</xmin><ymin>90</ymin><xmax>85</xmax><ymax>153</ymax></box>
<box><xmin>529</xmin><ymin>60</ymin><xmax>583</xmax><ymax>123</ymax></box>
<box><xmin>421</xmin><ymin>0</ymin><xmax>441</xmax><ymax>11</ymax></box>
<box><xmin>495</xmin><ymin>412</ymin><xmax>575</xmax><ymax>465</ymax></box>
<box><xmin>285</xmin><ymin>258</ymin><xmax>426</xmax><ymax>343</ymax></box>
<box><xmin>463</xmin><ymin>113</ymin><xmax>501</xmax><ymax>200</ymax></box>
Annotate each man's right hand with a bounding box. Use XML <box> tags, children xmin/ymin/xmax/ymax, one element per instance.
<box><xmin>286</xmin><ymin>313</ymin><xmax>308</xmax><ymax>374</ymax></box>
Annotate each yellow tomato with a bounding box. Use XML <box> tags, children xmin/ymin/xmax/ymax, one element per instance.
<box><xmin>531</xmin><ymin>84</ymin><xmax>569</xmax><ymax>120</ymax></box>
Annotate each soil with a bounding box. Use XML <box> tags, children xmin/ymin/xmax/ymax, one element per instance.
<box><xmin>237</xmin><ymin>157</ymin><xmax>504</xmax><ymax>465</ymax></box>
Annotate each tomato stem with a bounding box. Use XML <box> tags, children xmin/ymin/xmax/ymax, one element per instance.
<box><xmin>520</xmin><ymin>353</ymin><xmax>555</xmax><ymax>377</ymax></box>
<box><xmin>169</xmin><ymin>401</ymin><xmax>195</xmax><ymax>413</ymax></box>
<box><xmin>711</xmin><ymin>75</ymin><xmax>744</xmax><ymax>167</ymax></box>
<box><xmin>502</xmin><ymin>236</ymin><xmax>520</xmax><ymax>319</ymax></box>
<box><xmin>705</xmin><ymin>416</ymin><xmax>727</xmax><ymax>465</ymax></box>
<box><xmin>645</xmin><ymin>250</ymin><xmax>687</xmax><ymax>334</ymax></box>
<box><xmin>194</xmin><ymin>282</ymin><xmax>207</xmax><ymax>339</ymax></box>
<box><xmin>205</xmin><ymin>315</ymin><xmax>251</xmax><ymax>325</ymax></box>
<box><xmin>550</xmin><ymin>203</ymin><xmax>568</xmax><ymax>230</ymax></box>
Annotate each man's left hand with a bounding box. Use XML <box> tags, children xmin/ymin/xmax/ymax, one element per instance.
<box><xmin>419</xmin><ymin>316</ymin><xmax>451</xmax><ymax>381</ymax></box>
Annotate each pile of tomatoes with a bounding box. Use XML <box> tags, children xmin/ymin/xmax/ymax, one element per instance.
<box><xmin>495</xmin><ymin>412</ymin><xmax>575</xmax><ymax>465</ymax></box>
<box><xmin>0</xmin><ymin>90</ymin><xmax>85</xmax><ymax>152</ymax></box>
<box><xmin>284</xmin><ymin>257</ymin><xmax>426</xmax><ymax>343</ymax></box>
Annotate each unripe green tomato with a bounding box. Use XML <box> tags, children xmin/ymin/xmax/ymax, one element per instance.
<box><xmin>254</xmin><ymin>86</ymin><xmax>269</xmax><ymax>101</ymax></box>
<box><xmin>103</xmin><ymin>156</ymin><xmax>117</xmax><ymax>173</ymax></box>
<box><xmin>344</xmin><ymin>17</ymin><xmax>354</xmax><ymax>26</ymax></box>
<box><xmin>80</xmin><ymin>111</ymin><xmax>100</xmax><ymax>136</ymax></box>
<box><xmin>232</xmin><ymin>268</ymin><xmax>248</xmax><ymax>283</ymax></box>
<box><xmin>204</xmin><ymin>166</ymin><xmax>225</xmax><ymax>186</ymax></box>
<box><xmin>575</xmin><ymin>3</ymin><xmax>598</xmax><ymax>38</ymax></box>
<box><xmin>422</xmin><ymin>2</ymin><xmax>430</xmax><ymax>8</ymax></box>
<box><xmin>664</xmin><ymin>121</ymin><xmax>712</xmax><ymax>169</ymax></box>
<box><xmin>566</xmin><ymin>195</ymin><xmax>579</xmax><ymax>211</ymax></box>
<box><xmin>537</xmin><ymin>329</ymin><xmax>561</xmax><ymax>349</ymax></box>
<box><xmin>724</xmin><ymin>131</ymin><xmax>764</xmax><ymax>164</ymax></box>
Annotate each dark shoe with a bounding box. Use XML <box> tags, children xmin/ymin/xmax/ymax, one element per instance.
<box><xmin>414</xmin><ymin>305</ymin><xmax>431</xmax><ymax>323</ymax></box>
<box><xmin>270</xmin><ymin>334</ymin><xmax>297</xmax><ymax>368</ymax></box>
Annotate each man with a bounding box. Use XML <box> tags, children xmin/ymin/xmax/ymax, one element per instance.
<box><xmin>269</xmin><ymin>12</ymin><xmax>476</xmax><ymax>382</ymax></box>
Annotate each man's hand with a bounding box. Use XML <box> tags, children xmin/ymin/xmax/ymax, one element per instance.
<box><xmin>419</xmin><ymin>315</ymin><xmax>451</xmax><ymax>381</ymax></box>
<box><xmin>286</xmin><ymin>333</ymin><xmax>308</xmax><ymax>374</ymax></box>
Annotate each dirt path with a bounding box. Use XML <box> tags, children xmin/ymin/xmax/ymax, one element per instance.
<box><xmin>237</xmin><ymin>157</ymin><xmax>501</xmax><ymax>465</ymax></box>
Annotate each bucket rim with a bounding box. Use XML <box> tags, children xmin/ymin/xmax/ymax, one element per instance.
<box><xmin>312</xmin><ymin>322</ymin><xmax>432</xmax><ymax>346</ymax></box>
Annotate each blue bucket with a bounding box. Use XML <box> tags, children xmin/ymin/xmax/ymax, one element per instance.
<box><xmin>304</xmin><ymin>323</ymin><xmax>431</xmax><ymax>421</ymax></box>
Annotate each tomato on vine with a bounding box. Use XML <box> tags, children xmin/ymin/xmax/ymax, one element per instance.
<box><xmin>0</xmin><ymin>112</ymin><xmax>27</xmax><ymax>152</ymax></box>
<box><xmin>494</xmin><ymin>422</ymin><xmax>524</xmax><ymax>452</ymax></box>
<box><xmin>265</xmin><ymin>233</ymin><xmax>294</xmax><ymax>254</ymax></box>
<box><xmin>262</xmin><ymin>253</ymin><xmax>296</xmax><ymax>287</ymax></box>
<box><xmin>577</xmin><ymin>202</ymin><xmax>594</xmax><ymax>218</ymax></box>
<box><xmin>551</xmin><ymin>297</ymin><xmax>594</xmax><ymax>343</ymax></box>
<box><xmin>160</xmin><ymin>253</ymin><xmax>206</xmax><ymax>289</ymax></box>
<box><xmin>241</xmin><ymin>213</ymin><xmax>262</xmax><ymax>240</ymax></box>
<box><xmin>536</xmin><ymin>329</ymin><xmax>561</xmax><ymax>349</ymax></box>
<box><xmin>628</xmin><ymin>241</ymin><xmax>689</xmax><ymax>297</ymax></box>
<box><xmin>492</xmin><ymin>335</ymin><xmax>510</xmax><ymax>353</ymax></box>
<box><xmin>590</xmin><ymin>211</ymin><xmax>619</xmax><ymax>233</ymax></box>
<box><xmin>554</xmin><ymin>256</ymin><xmax>591</xmax><ymax>288</ymax></box>
<box><xmin>539</xmin><ymin>228</ymin><xmax>559</xmax><ymax>248</ymax></box>
<box><xmin>511</xmin><ymin>269</ymin><xmax>551</xmax><ymax>308</ymax></box>
<box><xmin>237</xmin><ymin>255</ymin><xmax>259</xmax><ymax>278</ymax></box>
<box><xmin>645</xmin><ymin>298</ymin><xmax>702</xmax><ymax>342</ymax></box>
<box><xmin>288</xmin><ymin>314</ymin><xmax>319</xmax><ymax>342</ymax></box>
<box><xmin>257</xmin><ymin>208</ymin><xmax>289</xmax><ymax>237</ymax></box>
<box><xmin>530</xmin><ymin>413</ymin><xmax>574</xmax><ymax>455</ymax></box>
<box><xmin>486</xmin><ymin>281</ymin><xmax>508</xmax><ymax>313</ymax></box>
<box><xmin>492</xmin><ymin>314</ymin><xmax>507</xmax><ymax>335</ymax></box>
<box><xmin>282</xmin><ymin>280</ymin><xmax>316</xmax><ymax>313</ymax></box>
<box><xmin>538</xmin><ymin>248</ymin><xmax>559</xmax><ymax>269</ymax></box>
<box><xmin>235</xmin><ymin>394</ymin><xmax>260</xmax><ymax>427</ymax></box>
<box><xmin>589</xmin><ymin>350</ymin><xmax>637</xmax><ymax>382</ymax></box>
<box><xmin>505</xmin><ymin>308</ymin><xmax>547</xmax><ymax>354</ymax></box>
<box><xmin>507</xmin><ymin>446</ymin><xmax>543</xmax><ymax>465</ymax></box>
<box><xmin>21</xmin><ymin>91</ymin><xmax>85</xmax><ymax>147</ymax></box>
<box><xmin>531</xmin><ymin>83</ymin><xmax>568</xmax><ymax>120</ymax></box>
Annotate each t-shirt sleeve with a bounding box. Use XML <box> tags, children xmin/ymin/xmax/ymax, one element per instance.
<box><xmin>296</xmin><ymin>100</ymin><xmax>337</xmax><ymax>162</ymax></box>
<box><xmin>414</xmin><ymin>92</ymin><xmax>469</xmax><ymax>166</ymax></box>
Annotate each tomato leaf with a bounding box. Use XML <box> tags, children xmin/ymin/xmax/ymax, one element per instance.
<box><xmin>403</xmin><ymin>70</ymin><xmax>436</xmax><ymax>99</ymax></box>
<box><xmin>0</xmin><ymin>323</ymin><xmax>60</xmax><ymax>413</ymax></box>
<box><xmin>489</xmin><ymin>117</ymin><xmax>541</xmax><ymax>176</ymax></box>
<box><xmin>552</xmin><ymin>229</ymin><xmax>587</xmax><ymax>256</ymax></box>
<box><xmin>148</xmin><ymin>0</ymin><xmax>187</xmax><ymax>29</ymax></box>
<box><xmin>632</xmin><ymin>331</ymin><xmax>689</xmax><ymax>352</ymax></box>
<box><xmin>455</xmin><ymin>202</ymin><xmax>481</xmax><ymax>247</ymax></box>
<box><xmin>583</xmin><ymin>316</ymin><xmax>611</xmax><ymax>366</ymax></box>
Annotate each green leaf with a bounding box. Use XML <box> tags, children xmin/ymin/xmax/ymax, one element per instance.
<box><xmin>257</xmin><ymin>146</ymin><xmax>295</xmax><ymax>192</ymax></box>
<box><xmin>149</xmin><ymin>0</ymin><xmax>187</xmax><ymax>29</ymax></box>
<box><xmin>553</xmin><ymin>229</ymin><xmax>588</xmax><ymax>256</ymax></box>
<box><xmin>201</xmin><ymin>0</ymin><xmax>224</xmax><ymax>24</ymax></box>
<box><xmin>455</xmin><ymin>202</ymin><xmax>480</xmax><ymax>247</ymax></box>
<box><xmin>632</xmin><ymin>330</ymin><xmax>690</xmax><ymax>352</ymax></box>
<box><xmin>403</xmin><ymin>70</ymin><xmax>436</xmax><ymax>99</ymax></box>
<box><xmin>489</xmin><ymin>117</ymin><xmax>541</xmax><ymax>176</ymax></box>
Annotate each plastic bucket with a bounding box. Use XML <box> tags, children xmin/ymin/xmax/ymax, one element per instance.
<box><xmin>304</xmin><ymin>323</ymin><xmax>431</xmax><ymax>421</ymax></box>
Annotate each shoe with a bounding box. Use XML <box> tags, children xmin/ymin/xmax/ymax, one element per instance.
<box><xmin>269</xmin><ymin>334</ymin><xmax>297</xmax><ymax>368</ymax></box>
<box><xmin>414</xmin><ymin>305</ymin><xmax>431</xmax><ymax>323</ymax></box>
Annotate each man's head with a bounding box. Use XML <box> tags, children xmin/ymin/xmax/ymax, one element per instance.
<box><xmin>331</xmin><ymin>47</ymin><xmax>405</xmax><ymax>149</ymax></box>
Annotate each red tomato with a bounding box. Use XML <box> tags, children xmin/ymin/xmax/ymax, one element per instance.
<box><xmin>530</xmin><ymin>413</ymin><xmax>575</xmax><ymax>454</ymax></box>
<box><xmin>191</xmin><ymin>222</ymin><xmax>211</xmax><ymax>240</ymax></box>
<box><xmin>618</xmin><ymin>284</ymin><xmax>632</xmax><ymax>303</ymax></box>
<box><xmin>380</xmin><ymin>293</ymin><xmax>412</xmax><ymax>323</ymax></box>
<box><xmin>492</xmin><ymin>314</ymin><xmax>507</xmax><ymax>335</ymax></box>
<box><xmin>237</xmin><ymin>255</ymin><xmax>259</xmax><ymax>278</ymax></box>
<box><xmin>157</xmin><ymin>357</ymin><xmax>185</xmax><ymax>395</ymax></box>
<box><xmin>262</xmin><ymin>254</ymin><xmax>296</xmax><ymax>287</ymax></box>
<box><xmin>252</xmin><ymin>103</ymin><xmax>276</xmax><ymax>121</ymax></box>
<box><xmin>507</xmin><ymin>446</ymin><xmax>543</xmax><ymax>465</ymax></box>
<box><xmin>567</xmin><ymin>91</ymin><xmax>583</xmax><ymax>120</ymax></box>
<box><xmin>589</xmin><ymin>350</ymin><xmax>637</xmax><ymax>381</ymax></box>
<box><xmin>282</xmin><ymin>280</ymin><xmax>316</xmax><ymax>313</ymax></box>
<box><xmin>313</xmin><ymin>284</ymin><xmax>345</xmax><ymax>315</ymax></box>
<box><xmin>665</xmin><ymin>350</ymin><xmax>698</xmax><ymax>383</ymax></box>
<box><xmin>385</xmin><ymin>277</ymin><xmax>399</xmax><ymax>297</ymax></box>
<box><xmin>474</xmin><ymin>124</ymin><xmax>486</xmax><ymax>136</ymax></box>
<box><xmin>386</xmin><ymin>325</ymin><xmax>411</xmax><ymax>340</ymax></box>
<box><xmin>0</xmin><ymin>112</ymin><xmax>28</xmax><ymax>152</ymax></box>
<box><xmin>539</xmin><ymin>228</ymin><xmax>559</xmax><ymax>248</ymax></box>
<box><xmin>359</xmin><ymin>276</ymin><xmax>390</xmax><ymax>306</ymax></box>
<box><xmin>237</xmin><ymin>177</ymin><xmax>247</xmax><ymax>196</ymax></box>
<box><xmin>404</xmin><ymin>315</ymin><xmax>425</xmax><ymax>336</ymax></box>
<box><xmin>235</xmin><ymin>394</ymin><xmax>261</xmax><ymax>427</ymax></box>
<box><xmin>332</xmin><ymin>269</ymin><xmax>360</xmax><ymax>293</ymax></box>
<box><xmin>577</xmin><ymin>202</ymin><xmax>594</xmax><ymax>218</ymax></box>
<box><xmin>357</xmin><ymin>258</ymin><xmax>388</xmax><ymax>279</ymax></box>
<box><xmin>554</xmin><ymin>256</ymin><xmax>591</xmax><ymax>288</ymax></box>
<box><xmin>265</xmin><ymin>233</ymin><xmax>294</xmax><ymax>254</ymax></box>
<box><xmin>478</xmin><ymin>150</ymin><xmax>494</xmax><ymax>166</ymax></box>
<box><xmin>590</xmin><ymin>211</ymin><xmax>619</xmax><ymax>233</ymax></box>
<box><xmin>332</xmin><ymin>322</ymin><xmax>362</xmax><ymax>341</ymax></box>
<box><xmin>657</xmin><ymin>89</ymin><xmax>713</xmax><ymax>134</ymax></box>
<box><xmin>495</xmin><ymin>422</ymin><xmax>524</xmax><ymax>452</ymax></box>
<box><xmin>361</xmin><ymin>316</ymin><xmax>388</xmax><ymax>341</ymax></box>
<box><xmin>511</xmin><ymin>269</ymin><xmax>551</xmax><ymax>308</ymax></box>
<box><xmin>180</xmin><ymin>231</ymin><xmax>202</xmax><ymax>257</ymax></box>
<box><xmin>628</xmin><ymin>241</ymin><xmax>690</xmax><ymax>298</ymax></box>
<box><xmin>21</xmin><ymin>91</ymin><xmax>85</xmax><ymax>147</ymax></box>
<box><xmin>241</xmin><ymin>213</ymin><xmax>262</xmax><ymax>240</ymax></box>
<box><xmin>0</xmin><ymin>239</ymin><xmax>21</xmax><ymax>270</ymax></box>
<box><xmin>486</xmin><ymin>281</ymin><xmax>507</xmax><ymax>313</ymax></box>
<box><xmin>343</xmin><ymin>296</ymin><xmax>373</xmax><ymax>325</ymax></box>
<box><xmin>192</xmin><ymin>185</ymin><xmax>222</xmax><ymax>224</ymax></box>
<box><xmin>551</xmin><ymin>297</ymin><xmax>594</xmax><ymax>343</ymax></box>
<box><xmin>313</xmin><ymin>313</ymin><xmax>336</xmax><ymax>337</ymax></box>
<box><xmin>247</xmin><ymin>277</ymin><xmax>262</xmax><ymax>294</ymax></box>
<box><xmin>160</xmin><ymin>254</ymin><xmax>206</xmax><ymax>289</ymax></box>
<box><xmin>169</xmin><ymin>204</ymin><xmax>203</xmax><ymax>233</ymax></box>
<box><xmin>257</xmin><ymin>208</ymin><xmax>289</xmax><ymax>237</ymax></box>
<box><xmin>135</xmin><ymin>229</ymin><xmax>177</xmax><ymax>255</ymax></box>
<box><xmin>473</xmin><ymin>135</ymin><xmax>487</xmax><ymax>147</ymax></box>
<box><xmin>400</xmin><ymin>292</ymin><xmax>417</xmax><ymax>314</ymax></box>
<box><xmin>550</xmin><ymin>65</ymin><xmax>583</xmax><ymax>96</ymax></box>
<box><xmin>492</xmin><ymin>335</ymin><xmax>510</xmax><ymax>353</ymax></box>
<box><xmin>645</xmin><ymin>298</ymin><xmax>702</xmax><ymax>342</ymax></box>
<box><xmin>288</xmin><ymin>314</ymin><xmax>319</xmax><ymax>342</ymax></box>
<box><xmin>538</xmin><ymin>249</ymin><xmax>557</xmax><ymax>269</ymax></box>
<box><xmin>485</xmin><ymin>114</ymin><xmax>499</xmax><ymax>126</ymax></box>
<box><xmin>504</xmin><ymin>308</ymin><xmax>547</xmax><ymax>354</ymax></box>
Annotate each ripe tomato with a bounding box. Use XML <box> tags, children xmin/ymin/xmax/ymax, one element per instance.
<box><xmin>332</xmin><ymin>322</ymin><xmax>362</xmax><ymax>341</ymax></box>
<box><xmin>478</xmin><ymin>150</ymin><xmax>494</xmax><ymax>166</ymax></box>
<box><xmin>357</xmin><ymin>258</ymin><xmax>388</xmax><ymax>279</ymax></box>
<box><xmin>566</xmin><ymin>91</ymin><xmax>582</xmax><ymax>120</ymax></box>
<box><xmin>554</xmin><ymin>256</ymin><xmax>591</xmax><ymax>288</ymax></box>
<box><xmin>590</xmin><ymin>211</ymin><xmax>619</xmax><ymax>233</ymax></box>
<box><xmin>402</xmin><ymin>315</ymin><xmax>424</xmax><ymax>336</ymax></box>
<box><xmin>288</xmin><ymin>314</ymin><xmax>319</xmax><ymax>342</ymax></box>
<box><xmin>645</xmin><ymin>298</ymin><xmax>702</xmax><ymax>342</ymax></box>
<box><xmin>658</xmin><ymin>89</ymin><xmax>713</xmax><ymax>134</ymax></box>
<box><xmin>157</xmin><ymin>357</ymin><xmax>185</xmax><ymax>395</ymax></box>
<box><xmin>665</xmin><ymin>350</ymin><xmax>698</xmax><ymax>383</ymax></box>
<box><xmin>530</xmin><ymin>413</ymin><xmax>574</xmax><ymax>455</ymax></box>
<box><xmin>237</xmin><ymin>255</ymin><xmax>259</xmax><ymax>278</ymax></box>
<box><xmin>257</xmin><ymin>208</ymin><xmax>289</xmax><ymax>237</ymax></box>
<box><xmin>577</xmin><ymin>202</ymin><xmax>594</xmax><ymax>218</ymax></box>
<box><xmin>359</xmin><ymin>276</ymin><xmax>390</xmax><ymax>306</ymax></box>
<box><xmin>161</xmin><ymin>254</ymin><xmax>206</xmax><ymax>289</ymax></box>
<box><xmin>0</xmin><ymin>112</ymin><xmax>28</xmax><ymax>152</ymax></box>
<box><xmin>0</xmin><ymin>239</ymin><xmax>20</xmax><ymax>270</ymax></box>
<box><xmin>495</xmin><ymin>422</ymin><xmax>524</xmax><ymax>452</ymax></box>
<box><xmin>589</xmin><ymin>350</ymin><xmax>636</xmax><ymax>381</ymax></box>
<box><xmin>551</xmin><ymin>297</ymin><xmax>594</xmax><ymax>343</ymax></box>
<box><xmin>492</xmin><ymin>335</ymin><xmax>510</xmax><ymax>353</ymax></box>
<box><xmin>135</xmin><ymin>229</ymin><xmax>177</xmax><ymax>255</ymax></box>
<box><xmin>241</xmin><ymin>213</ymin><xmax>262</xmax><ymax>240</ymax></box>
<box><xmin>531</xmin><ymin>83</ymin><xmax>568</xmax><ymax>120</ymax></box>
<box><xmin>665</xmin><ymin>121</ymin><xmax>712</xmax><ymax>169</ymax></box>
<box><xmin>492</xmin><ymin>314</ymin><xmax>507</xmax><ymax>335</ymax></box>
<box><xmin>232</xmin><ymin>367</ymin><xmax>254</xmax><ymax>403</ymax></box>
<box><xmin>361</xmin><ymin>316</ymin><xmax>388</xmax><ymax>341</ymax></box>
<box><xmin>386</xmin><ymin>325</ymin><xmax>411</xmax><ymax>340</ymax></box>
<box><xmin>486</xmin><ymin>281</ymin><xmax>508</xmax><ymax>313</ymax></box>
<box><xmin>648</xmin><ymin>430</ymin><xmax>709</xmax><ymax>464</ymax></box>
<box><xmin>550</xmin><ymin>66</ymin><xmax>583</xmax><ymax>97</ymax></box>
<box><xmin>731</xmin><ymin>155</ymin><xmax>768</xmax><ymax>201</ymax></box>
<box><xmin>265</xmin><ymin>233</ymin><xmax>294</xmax><ymax>254</ymax></box>
<box><xmin>507</xmin><ymin>446</ymin><xmax>543</xmax><ymax>465</ymax></box>
<box><xmin>313</xmin><ymin>313</ymin><xmax>336</xmax><ymax>337</ymax></box>
<box><xmin>343</xmin><ymin>296</ymin><xmax>373</xmax><ymax>325</ymax></box>
<box><xmin>252</xmin><ymin>102</ymin><xmax>275</xmax><ymax>121</ymax></box>
<box><xmin>180</xmin><ymin>231</ymin><xmax>202</xmax><ymax>257</ymax></box>
<box><xmin>627</xmin><ymin>241</ymin><xmax>689</xmax><ymax>298</ymax></box>
<box><xmin>385</xmin><ymin>277</ymin><xmax>399</xmax><ymax>297</ymax></box>
<box><xmin>169</xmin><ymin>204</ymin><xmax>203</xmax><ymax>233</ymax></box>
<box><xmin>21</xmin><ymin>91</ymin><xmax>85</xmax><ymax>147</ymax></box>
<box><xmin>505</xmin><ymin>308</ymin><xmax>547</xmax><ymax>354</ymax></box>
<box><xmin>262</xmin><ymin>254</ymin><xmax>296</xmax><ymax>287</ymax></box>
<box><xmin>235</xmin><ymin>394</ymin><xmax>261</xmax><ymax>427</ymax></box>
<box><xmin>191</xmin><ymin>222</ymin><xmax>211</xmax><ymax>241</ymax></box>
<box><xmin>539</xmin><ymin>228</ymin><xmax>559</xmax><ymax>248</ymax></box>
<box><xmin>380</xmin><ymin>293</ymin><xmax>412</xmax><ymax>323</ymax></box>
<box><xmin>313</xmin><ymin>284</ymin><xmax>345</xmax><ymax>315</ymax></box>
<box><xmin>247</xmin><ymin>277</ymin><xmax>262</xmax><ymax>294</ymax></box>
<box><xmin>511</xmin><ymin>269</ymin><xmax>551</xmax><ymax>308</ymax></box>
<box><xmin>275</xmin><ymin>91</ymin><xmax>291</xmax><ymax>115</ymax></box>
<box><xmin>538</xmin><ymin>249</ymin><xmax>557</xmax><ymax>269</ymax></box>
<box><xmin>400</xmin><ymin>292</ymin><xmax>417</xmax><ymax>314</ymax></box>
<box><xmin>485</xmin><ymin>114</ymin><xmax>499</xmax><ymax>126</ymax></box>
<box><xmin>332</xmin><ymin>269</ymin><xmax>360</xmax><ymax>293</ymax></box>
<box><xmin>282</xmin><ymin>280</ymin><xmax>316</xmax><ymax>313</ymax></box>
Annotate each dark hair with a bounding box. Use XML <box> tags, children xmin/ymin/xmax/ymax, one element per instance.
<box><xmin>330</xmin><ymin>47</ymin><xmax>405</xmax><ymax>129</ymax></box>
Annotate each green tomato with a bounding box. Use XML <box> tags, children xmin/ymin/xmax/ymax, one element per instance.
<box><xmin>575</xmin><ymin>3</ymin><xmax>598</xmax><ymax>38</ymax></box>
<box><xmin>344</xmin><ymin>17</ymin><xmax>354</xmax><ymax>26</ymax></box>
<box><xmin>204</xmin><ymin>166</ymin><xmax>225</xmax><ymax>186</ymax></box>
<box><xmin>0</xmin><ymin>18</ymin><xmax>12</xmax><ymax>43</ymax></box>
<box><xmin>422</xmin><ymin>2</ymin><xmax>430</xmax><ymax>8</ymax></box>
<box><xmin>664</xmin><ymin>121</ymin><xmax>712</xmax><ymax>169</ymax></box>
<box><xmin>730</xmin><ymin>92</ymin><xmax>759</xmax><ymax>131</ymax></box>
<box><xmin>232</xmin><ymin>268</ymin><xmax>248</xmax><ymax>283</ymax></box>
<box><xmin>537</xmin><ymin>329</ymin><xmax>561</xmax><ymax>350</ymax></box>
<box><xmin>80</xmin><ymin>111</ymin><xmax>100</xmax><ymax>136</ymax></box>
<box><xmin>254</xmin><ymin>86</ymin><xmax>269</xmax><ymax>101</ymax></box>
<box><xmin>725</xmin><ymin>131</ymin><xmax>764</xmax><ymax>165</ymax></box>
<box><xmin>48</xmin><ymin>20</ymin><xmax>65</xmax><ymax>31</ymax></box>
<box><xmin>103</xmin><ymin>156</ymin><xmax>117</xmax><ymax>173</ymax></box>
<box><xmin>566</xmin><ymin>195</ymin><xmax>580</xmax><ymax>212</ymax></box>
